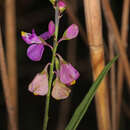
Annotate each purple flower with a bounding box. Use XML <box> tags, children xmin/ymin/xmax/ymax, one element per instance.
<box><xmin>59</xmin><ymin>63</ymin><xmax>80</xmax><ymax>86</ymax></box>
<box><xmin>21</xmin><ymin>21</ymin><xmax>55</xmax><ymax>61</ymax></box>
<box><xmin>40</xmin><ymin>20</ymin><xmax>55</xmax><ymax>40</ymax></box>
<box><xmin>58</xmin><ymin>24</ymin><xmax>79</xmax><ymax>43</ymax></box>
<box><xmin>28</xmin><ymin>73</ymin><xmax>48</xmax><ymax>96</ymax></box>
<box><xmin>52</xmin><ymin>78</ymin><xmax>71</xmax><ymax>100</ymax></box>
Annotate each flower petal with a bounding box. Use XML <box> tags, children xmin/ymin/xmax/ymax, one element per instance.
<box><xmin>40</xmin><ymin>31</ymin><xmax>51</xmax><ymax>40</ymax></box>
<box><xmin>52</xmin><ymin>79</ymin><xmax>71</xmax><ymax>100</ymax></box>
<box><xmin>59</xmin><ymin>63</ymin><xmax>80</xmax><ymax>85</ymax></box>
<box><xmin>27</xmin><ymin>44</ymin><xmax>44</xmax><ymax>61</ymax></box>
<box><xmin>28</xmin><ymin>73</ymin><xmax>48</xmax><ymax>96</ymax></box>
<box><xmin>21</xmin><ymin>29</ymin><xmax>41</xmax><ymax>44</ymax></box>
<box><xmin>48</xmin><ymin>20</ymin><xmax>55</xmax><ymax>35</ymax></box>
<box><xmin>62</xmin><ymin>24</ymin><xmax>79</xmax><ymax>40</ymax></box>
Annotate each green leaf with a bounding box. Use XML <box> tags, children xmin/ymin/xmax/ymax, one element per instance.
<box><xmin>65</xmin><ymin>55</ymin><xmax>118</xmax><ymax>130</ymax></box>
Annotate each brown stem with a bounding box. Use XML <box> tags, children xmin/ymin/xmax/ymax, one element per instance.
<box><xmin>5</xmin><ymin>0</ymin><xmax>18</xmax><ymax>129</ymax></box>
<box><xmin>0</xmin><ymin>28</ymin><xmax>17</xmax><ymax>130</ymax></box>
<box><xmin>117</xmin><ymin>0</ymin><xmax>129</xmax><ymax>129</ymax></box>
<box><xmin>108</xmin><ymin>32</ymin><xmax>116</xmax><ymax>130</ymax></box>
<box><xmin>101</xmin><ymin>0</ymin><xmax>130</xmax><ymax>88</ymax></box>
<box><xmin>83</xmin><ymin>0</ymin><xmax>111</xmax><ymax>130</ymax></box>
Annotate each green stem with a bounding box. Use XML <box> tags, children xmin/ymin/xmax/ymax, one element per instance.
<box><xmin>43</xmin><ymin>1</ymin><xmax>59</xmax><ymax>130</ymax></box>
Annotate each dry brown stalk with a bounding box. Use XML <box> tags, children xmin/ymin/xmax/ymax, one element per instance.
<box><xmin>101</xmin><ymin>0</ymin><xmax>130</xmax><ymax>87</ymax></box>
<box><xmin>117</xmin><ymin>0</ymin><xmax>129</xmax><ymax>129</ymax></box>
<box><xmin>0</xmin><ymin>28</ymin><xmax>17</xmax><ymax>130</ymax></box>
<box><xmin>83</xmin><ymin>0</ymin><xmax>111</xmax><ymax>130</ymax></box>
<box><xmin>108</xmin><ymin>32</ymin><xmax>116</xmax><ymax>130</ymax></box>
<box><xmin>5</xmin><ymin>0</ymin><xmax>18</xmax><ymax>129</ymax></box>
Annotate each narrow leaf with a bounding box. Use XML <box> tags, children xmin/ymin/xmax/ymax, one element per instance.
<box><xmin>65</xmin><ymin>56</ymin><xmax>118</xmax><ymax>130</ymax></box>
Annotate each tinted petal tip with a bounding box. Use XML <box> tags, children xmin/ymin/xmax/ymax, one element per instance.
<box><xmin>21</xmin><ymin>31</ymin><xmax>26</xmax><ymax>36</ymax></box>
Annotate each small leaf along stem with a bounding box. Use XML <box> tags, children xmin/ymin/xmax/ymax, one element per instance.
<box><xmin>43</xmin><ymin>0</ymin><xmax>59</xmax><ymax>130</ymax></box>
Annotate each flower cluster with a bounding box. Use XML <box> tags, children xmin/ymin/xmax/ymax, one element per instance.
<box><xmin>21</xmin><ymin>0</ymin><xmax>80</xmax><ymax>100</ymax></box>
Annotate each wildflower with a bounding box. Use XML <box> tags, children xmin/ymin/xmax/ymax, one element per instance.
<box><xmin>59</xmin><ymin>63</ymin><xmax>80</xmax><ymax>86</ymax></box>
<box><xmin>58</xmin><ymin>24</ymin><xmax>79</xmax><ymax>43</ymax></box>
<box><xmin>21</xmin><ymin>21</ymin><xmax>55</xmax><ymax>61</ymax></box>
<box><xmin>56</xmin><ymin>54</ymin><xmax>80</xmax><ymax>86</ymax></box>
<box><xmin>52</xmin><ymin>78</ymin><xmax>71</xmax><ymax>100</ymax></box>
<box><xmin>28</xmin><ymin>65</ymin><xmax>49</xmax><ymax>96</ymax></box>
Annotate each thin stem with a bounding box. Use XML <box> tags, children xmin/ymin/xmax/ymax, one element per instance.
<box><xmin>101</xmin><ymin>0</ymin><xmax>130</xmax><ymax>88</ymax></box>
<box><xmin>0</xmin><ymin>27</ymin><xmax>17</xmax><ymax>130</ymax></box>
<box><xmin>108</xmin><ymin>32</ymin><xmax>116</xmax><ymax>130</ymax></box>
<box><xmin>43</xmin><ymin>1</ymin><xmax>59</xmax><ymax>130</ymax></box>
<box><xmin>116</xmin><ymin>0</ymin><xmax>129</xmax><ymax>129</ymax></box>
<box><xmin>83</xmin><ymin>0</ymin><xmax>111</xmax><ymax>130</ymax></box>
<box><xmin>5</xmin><ymin>0</ymin><xmax>18</xmax><ymax>129</ymax></box>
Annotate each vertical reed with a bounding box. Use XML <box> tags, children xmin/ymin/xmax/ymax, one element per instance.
<box><xmin>108</xmin><ymin>32</ymin><xmax>116</xmax><ymax>130</ymax></box>
<box><xmin>101</xmin><ymin>0</ymin><xmax>130</xmax><ymax>87</ymax></box>
<box><xmin>0</xmin><ymin>28</ymin><xmax>17</xmax><ymax>130</ymax></box>
<box><xmin>5</xmin><ymin>0</ymin><xmax>18</xmax><ymax>129</ymax></box>
<box><xmin>117</xmin><ymin>0</ymin><xmax>129</xmax><ymax>129</ymax></box>
<box><xmin>83</xmin><ymin>0</ymin><xmax>111</xmax><ymax>130</ymax></box>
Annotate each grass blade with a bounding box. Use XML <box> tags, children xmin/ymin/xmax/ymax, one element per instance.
<box><xmin>65</xmin><ymin>56</ymin><xmax>118</xmax><ymax>130</ymax></box>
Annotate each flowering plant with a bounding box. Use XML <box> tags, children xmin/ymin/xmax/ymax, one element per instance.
<box><xmin>21</xmin><ymin>0</ymin><xmax>118</xmax><ymax>129</ymax></box>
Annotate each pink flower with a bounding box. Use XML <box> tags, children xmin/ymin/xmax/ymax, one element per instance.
<box><xmin>59</xmin><ymin>63</ymin><xmax>80</xmax><ymax>86</ymax></box>
<box><xmin>21</xmin><ymin>21</ymin><xmax>55</xmax><ymax>61</ymax></box>
<box><xmin>28</xmin><ymin>65</ymin><xmax>49</xmax><ymax>96</ymax></box>
<box><xmin>52</xmin><ymin>78</ymin><xmax>71</xmax><ymax>100</ymax></box>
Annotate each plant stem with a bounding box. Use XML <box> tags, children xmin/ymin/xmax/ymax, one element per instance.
<box><xmin>43</xmin><ymin>1</ymin><xmax>59</xmax><ymax>130</ymax></box>
<box><xmin>83</xmin><ymin>0</ymin><xmax>111</xmax><ymax>130</ymax></box>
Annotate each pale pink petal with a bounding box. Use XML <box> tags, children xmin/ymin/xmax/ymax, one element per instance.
<box><xmin>28</xmin><ymin>73</ymin><xmax>48</xmax><ymax>96</ymax></box>
<box><xmin>52</xmin><ymin>79</ymin><xmax>71</xmax><ymax>100</ymax></box>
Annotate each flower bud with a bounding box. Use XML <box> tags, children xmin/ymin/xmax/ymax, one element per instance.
<box><xmin>50</xmin><ymin>0</ymin><xmax>66</xmax><ymax>14</ymax></box>
<box><xmin>58</xmin><ymin>1</ymin><xmax>66</xmax><ymax>13</ymax></box>
<box><xmin>48</xmin><ymin>20</ymin><xmax>55</xmax><ymax>35</ymax></box>
<box><xmin>62</xmin><ymin>24</ymin><xmax>79</xmax><ymax>40</ymax></box>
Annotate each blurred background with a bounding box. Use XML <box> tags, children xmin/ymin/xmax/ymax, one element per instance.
<box><xmin>0</xmin><ymin>0</ymin><xmax>130</xmax><ymax>130</ymax></box>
